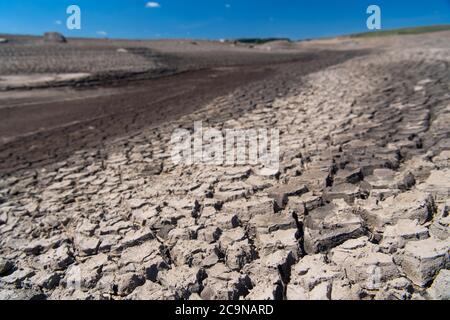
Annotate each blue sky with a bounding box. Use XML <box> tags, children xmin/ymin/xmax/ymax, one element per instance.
<box><xmin>0</xmin><ymin>0</ymin><xmax>449</xmax><ymax>40</ymax></box>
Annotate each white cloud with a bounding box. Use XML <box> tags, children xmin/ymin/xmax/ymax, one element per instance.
<box><xmin>146</xmin><ymin>2</ymin><xmax>161</xmax><ymax>8</ymax></box>
<box><xmin>55</xmin><ymin>20</ymin><xmax>62</xmax><ymax>25</ymax></box>
<box><xmin>96</xmin><ymin>31</ymin><xmax>108</xmax><ymax>36</ymax></box>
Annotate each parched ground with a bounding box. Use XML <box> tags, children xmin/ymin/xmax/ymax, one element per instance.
<box><xmin>0</xmin><ymin>32</ymin><xmax>449</xmax><ymax>300</ymax></box>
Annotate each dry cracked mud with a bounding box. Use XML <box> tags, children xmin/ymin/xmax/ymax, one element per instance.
<box><xmin>0</xmin><ymin>32</ymin><xmax>449</xmax><ymax>300</ymax></box>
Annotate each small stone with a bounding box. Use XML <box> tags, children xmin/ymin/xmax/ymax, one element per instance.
<box><xmin>32</xmin><ymin>272</ymin><xmax>61</xmax><ymax>290</ymax></box>
<box><xmin>261</xmin><ymin>250</ymin><xmax>296</xmax><ymax>283</ymax></box>
<box><xmin>0</xmin><ymin>267</ymin><xmax>36</xmax><ymax>288</ymax></box>
<box><xmin>119</xmin><ymin>228</ymin><xmax>154</xmax><ymax>250</ymax></box>
<box><xmin>170</xmin><ymin>240</ymin><xmax>219</xmax><ymax>268</ymax></box>
<box><xmin>127</xmin><ymin>281</ymin><xmax>176</xmax><ymax>300</ymax></box>
<box><xmin>380</xmin><ymin>219</ymin><xmax>429</xmax><ymax>253</ymax></box>
<box><xmin>249</xmin><ymin>211</ymin><xmax>296</xmax><ymax>235</ymax></box>
<box><xmin>427</xmin><ymin>269</ymin><xmax>450</xmax><ymax>300</ymax></box>
<box><xmin>267</xmin><ymin>182</ymin><xmax>308</xmax><ymax>209</ymax></box>
<box><xmin>323</xmin><ymin>183</ymin><xmax>361</xmax><ymax>203</ymax></box>
<box><xmin>201</xmin><ymin>263</ymin><xmax>251</xmax><ymax>300</ymax></box>
<box><xmin>197</xmin><ymin>226</ymin><xmax>222</xmax><ymax>244</ymax></box>
<box><xmin>334</xmin><ymin>168</ymin><xmax>363</xmax><ymax>184</ymax></box>
<box><xmin>289</xmin><ymin>253</ymin><xmax>343</xmax><ymax>296</ymax></box>
<box><xmin>374</xmin><ymin>277</ymin><xmax>413</xmax><ymax>300</ymax></box>
<box><xmin>256</xmin><ymin>228</ymin><xmax>300</xmax><ymax>259</ymax></box>
<box><xmin>430</xmin><ymin>215</ymin><xmax>450</xmax><ymax>241</ymax></box>
<box><xmin>309</xmin><ymin>281</ymin><xmax>331</xmax><ymax>300</ymax></box>
<box><xmin>116</xmin><ymin>273</ymin><xmax>145</xmax><ymax>296</ymax></box>
<box><xmin>397</xmin><ymin>237</ymin><xmax>449</xmax><ymax>287</ymax></box>
<box><xmin>218</xmin><ymin>228</ymin><xmax>247</xmax><ymax>252</ymax></box>
<box><xmin>38</xmin><ymin>244</ymin><xmax>74</xmax><ymax>271</ymax></box>
<box><xmin>362</xmin><ymin>190</ymin><xmax>435</xmax><ymax>229</ymax></box>
<box><xmin>303</xmin><ymin>200</ymin><xmax>366</xmax><ymax>254</ymax></box>
<box><xmin>75</xmin><ymin>235</ymin><xmax>101</xmax><ymax>256</ymax></box>
<box><xmin>119</xmin><ymin>240</ymin><xmax>167</xmax><ymax>281</ymax></box>
<box><xmin>78</xmin><ymin>221</ymin><xmax>98</xmax><ymax>237</ymax></box>
<box><xmin>245</xmin><ymin>279</ymin><xmax>284</xmax><ymax>300</ymax></box>
<box><xmin>225</xmin><ymin>239</ymin><xmax>256</xmax><ymax>271</ymax></box>
<box><xmin>159</xmin><ymin>266</ymin><xmax>206</xmax><ymax>299</ymax></box>
<box><xmin>330</xmin><ymin>237</ymin><xmax>401</xmax><ymax>288</ymax></box>
<box><xmin>0</xmin><ymin>289</ymin><xmax>46</xmax><ymax>300</ymax></box>
<box><xmin>0</xmin><ymin>258</ymin><xmax>14</xmax><ymax>276</ymax></box>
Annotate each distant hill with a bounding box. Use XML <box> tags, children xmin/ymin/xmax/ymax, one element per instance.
<box><xmin>350</xmin><ymin>25</ymin><xmax>450</xmax><ymax>38</ymax></box>
<box><xmin>235</xmin><ymin>38</ymin><xmax>291</xmax><ymax>45</ymax></box>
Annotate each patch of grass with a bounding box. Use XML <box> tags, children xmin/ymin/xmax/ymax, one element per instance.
<box><xmin>350</xmin><ymin>25</ymin><xmax>450</xmax><ymax>38</ymax></box>
<box><xmin>235</xmin><ymin>38</ymin><xmax>291</xmax><ymax>45</ymax></box>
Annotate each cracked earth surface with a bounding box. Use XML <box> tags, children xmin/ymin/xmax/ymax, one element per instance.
<box><xmin>0</xmin><ymin>33</ymin><xmax>449</xmax><ymax>300</ymax></box>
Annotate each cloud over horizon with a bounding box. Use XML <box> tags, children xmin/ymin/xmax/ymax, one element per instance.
<box><xmin>145</xmin><ymin>2</ymin><xmax>161</xmax><ymax>9</ymax></box>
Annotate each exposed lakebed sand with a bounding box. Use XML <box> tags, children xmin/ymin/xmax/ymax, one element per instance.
<box><xmin>0</xmin><ymin>32</ymin><xmax>449</xmax><ymax>300</ymax></box>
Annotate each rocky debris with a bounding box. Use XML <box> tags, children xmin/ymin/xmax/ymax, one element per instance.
<box><xmin>197</xmin><ymin>226</ymin><xmax>222</xmax><ymax>244</ymax></box>
<box><xmin>380</xmin><ymin>219</ymin><xmax>429</xmax><ymax>253</ymax></box>
<box><xmin>330</xmin><ymin>237</ymin><xmax>401</xmax><ymax>290</ymax></box>
<box><xmin>288</xmin><ymin>192</ymin><xmax>323</xmax><ymax>215</ymax></box>
<box><xmin>225</xmin><ymin>239</ymin><xmax>256</xmax><ymax>271</ymax></box>
<box><xmin>267</xmin><ymin>181</ymin><xmax>308</xmax><ymax>209</ymax></box>
<box><xmin>201</xmin><ymin>263</ymin><xmax>252</xmax><ymax>300</ymax></box>
<box><xmin>116</xmin><ymin>273</ymin><xmax>145</xmax><ymax>296</ymax></box>
<box><xmin>0</xmin><ymin>258</ymin><xmax>14</xmax><ymax>276</ymax></box>
<box><xmin>117</xmin><ymin>227</ymin><xmax>154</xmax><ymax>250</ymax></box>
<box><xmin>0</xmin><ymin>267</ymin><xmax>36</xmax><ymax>288</ymax></box>
<box><xmin>323</xmin><ymin>183</ymin><xmax>363</xmax><ymax>203</ymax></box>
<box><xmin>365</xmin><ymin>169</ymin><xmax>399</xmax><ymax>190</ymax></box>
<box><xmin>303</xmin><ymin>200</ymin><xmax>366</xmax><ymax>254</ymax></box>
<box><xmin>37</xmin><ymin>244</ymin><xmax>74</xmax><ymax>271</ymax></box>
<box><xmin>334</xmin><ymin>168</ymin><xmax>363</xmax><ymax>185</ymax></box>
<box><xmin>430</xmin><ymin>203</ymin><xmax>449</xmax><ymax>240</ymax></box>
<box><xmin>127</xmin><ymin>281</ymin><xmax>176</xmax><ymax>300</ymax></box>
<box><xmin>62</xmin><ymin>254</ymin><xmax>109</xmax><ymax>291</ymax></box>
<box><xmin>159</xmin><ymin>266</ymin><xmax>206</xmax><ymax>299</ymax></box>
<box><xmin>256</xmin><ymin>228</ymin><xmax>300</xmax><ymax>259</ymax></box>
<box><xmin>245</xmin><ymin>281</ymin><xmax>284</xmax><ymax>300</ymax></box>
<box><xmin>74</xmin><ymin>235</ymin><xmax>101</xmax><ymax>256</ymax></box>
<box><xmin>291</xmin><ymin>170</ymin><xmax>331</xmax><ymax>193</ymax></box>
<box><xmin>395</xmin><ymin>237</ymin><xmax>449</xmax><ymax>287</ymax></box>
<box><xmin>171</xmin><ymin>240</ymin><xmax>220</xmax><ymax>268</ymax></box>
<box><xmin>261</xmin><ymin>250</ymin><xmax>297</xmax><ymax>283</ymax></box>
<box><xmin>374</xmin><ymin>277</ymin><xmax>413</xmax><ymax>300</ymax></box>
<box><xmin>243</xmin><ymin>261</ymin><xmax>284</xmax><ymax>300</ymax></box>
<box><xmin>43</xmin><ymin>32</ymin><xmax>67</xmax><ymax>43</ymax></box>
<box><xmin>218</xmin><ymin>227</ymin><xmax>247</xmax><ymax>252</ymax></box>
<box><xmin>31</xmin><ymin>271</ymin><xmax>61</xmax><ymax>290</ymax></box>
<box><xmin>361</xmin><ymin>190</ymin><xmax>435</xmax><ymax>230</ymax></box>
<box><xmin>119</xmin><ymin>240</ymin><xmax>167</xmax><ymax>281</ymax></box>
<box><xmin>417</xmin><ymin>169</ymin><xmax>450</xmax><ymax>201</ymax></box>
<box><xmin>0</xmin><ymin>289</ymin><xmax>46</xmax><ymax>300</ymax></box>
<box><xmin>427</xmin><ymin>269</ymin><xmax>450</xmax><ymax>300</ymax></box>
<box><xmin>432</xmin><ymin>151</ymin><xmax>450</xmax><ymax>169</ymax></box>
<box><xmin>248</xmin><ymin>211</ymin><xmax>296</xmax><ymax>236</ymax></box>
<box><xmin>288</xmin><ymin>254</ymin><xmax>343</xmax><ymax>299</ymax></box>
<box><xmin>77</xmin><ymin>220</ymin><xmax>98</xmax><ymax>237</ymax></box>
